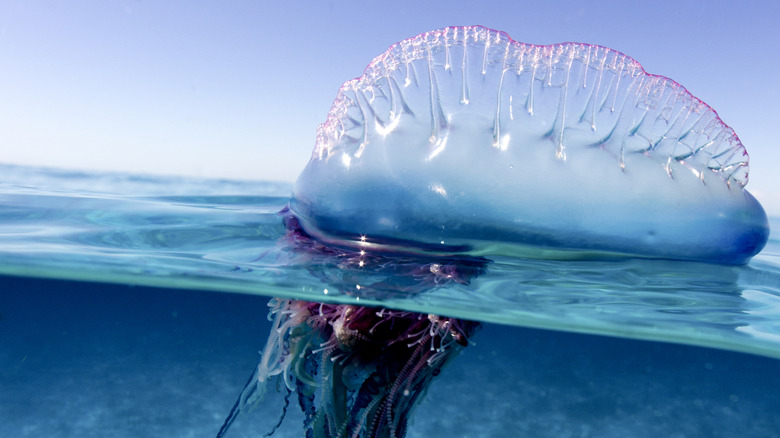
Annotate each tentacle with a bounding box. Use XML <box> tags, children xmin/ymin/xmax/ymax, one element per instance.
<box><xmin>262</xmin><ymin>388</ymin><xmax>293</xmax><ymax>438</ymax></box>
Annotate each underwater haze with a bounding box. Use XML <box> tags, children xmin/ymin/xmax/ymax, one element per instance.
<box><xmin>1</xmin><ymin>164</ymin><xmax>779</xmax><ymax>437</ymax></box>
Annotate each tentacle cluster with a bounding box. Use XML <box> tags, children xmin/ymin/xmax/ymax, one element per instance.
<box><xmin>221</xmin><ymin>298</ymin><xmax>479</xmax><ymax>438</ymax></box>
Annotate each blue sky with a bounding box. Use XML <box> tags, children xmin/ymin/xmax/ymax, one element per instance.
<box><xmin>1</xmin><ymin>0</ymin><xmax>778</xmax><ymax>213</ymax></box>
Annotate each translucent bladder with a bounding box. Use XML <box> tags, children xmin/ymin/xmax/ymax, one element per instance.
<box><xmin>290</xmin><ymin>26</ymin><xmax>769</xmax><ymax>265</ymax></box>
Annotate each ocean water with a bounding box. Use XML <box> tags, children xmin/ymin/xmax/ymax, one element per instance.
<box><xmin>1</xmin><ymin>163</ymin><xmax>779</xmax><ymax>437</ymax></box>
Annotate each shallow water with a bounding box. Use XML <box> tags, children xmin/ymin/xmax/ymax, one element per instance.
<box><xmin>1</xmin><ymin>164</ymin><xmax>780</xmax><ymax>437</ymax></box>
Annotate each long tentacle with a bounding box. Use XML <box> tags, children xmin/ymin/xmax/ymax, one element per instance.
<box><xmin>216</xmin><ymin>366</ymin><xmax>258</xmax><ymax>438</ymax></box>
<box><xmin>263</xmin><ymin>388</ymin><xmax>293</xmax><ymax>437</ymax></box>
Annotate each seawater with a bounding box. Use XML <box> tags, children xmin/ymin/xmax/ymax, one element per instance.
<box><xmin>1</xmin><ymin>164</ymin><xmax>779</xmax><ymax>437</ymax></box>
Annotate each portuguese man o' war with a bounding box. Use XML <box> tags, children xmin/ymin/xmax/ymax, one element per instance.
<box><xmin>290</xmin><ymin>25</ymin><xmax>769</xmax><ymax>265</ymax></box>
<box><xmin>218</xmin><ymin>26</ymin><xmax>770</xmax><ymax>437</ymax></box>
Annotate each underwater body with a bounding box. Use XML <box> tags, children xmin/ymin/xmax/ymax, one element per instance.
<box><xmin>2</xmin><ymin>26</ymin><xmax>780</xmax><ymax>437</ymax></box>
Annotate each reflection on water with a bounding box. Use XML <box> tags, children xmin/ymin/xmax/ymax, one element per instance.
<box><xmin>0</xmin><ymin>164</ymin><xmax>779</xmax><ymax>359</ymax></box>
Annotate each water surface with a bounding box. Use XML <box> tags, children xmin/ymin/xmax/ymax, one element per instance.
<box><xmin>2</xmin><ymin>164</ymin><xmax>779</xmax><ymax>358</ymax></box>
